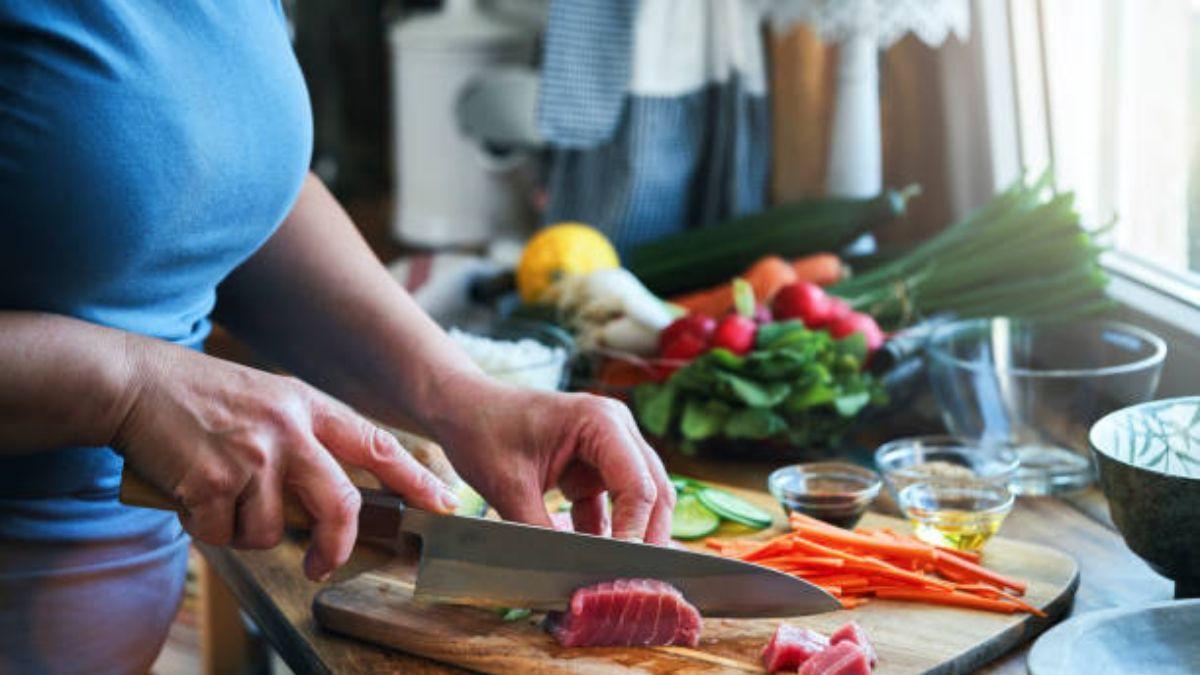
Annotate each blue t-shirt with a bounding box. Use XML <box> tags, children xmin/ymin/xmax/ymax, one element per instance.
<box><xmin>0</xmin><ymin>2</ymin><xmax>312</xmax><ymax>671</ymax></box>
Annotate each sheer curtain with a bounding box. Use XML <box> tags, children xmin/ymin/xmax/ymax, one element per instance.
<box><xmin>1014</xmin><ymin>0</ymin><xmax>1199</xmax><ymax>279</ymax></box>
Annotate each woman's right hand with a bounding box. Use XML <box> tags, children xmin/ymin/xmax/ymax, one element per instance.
<box><xmin>112</xmin><ymin>339</ymin><xmax>459</xmax><ymax>581</ymax></box>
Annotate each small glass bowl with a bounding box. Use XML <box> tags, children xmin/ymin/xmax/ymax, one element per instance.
<box><xmin>874</xmin><ymin>435</ymin><xmax>1019</xmax><ymax>504</ymax></box>
<box><xmin>898</xmin><ymin>480</ymin><xmax>1014</xmax><ymax>552</ymax></box>
<box><xmin>768</xmin><ymin>462</ymin><xmax>883</xmax><ymax>529</ymax></box>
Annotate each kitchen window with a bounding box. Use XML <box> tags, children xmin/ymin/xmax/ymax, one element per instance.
<box><xmin>960</xmin><ymin>0</ymin><xmax>1200</xmax><ymax>311</ymax></box>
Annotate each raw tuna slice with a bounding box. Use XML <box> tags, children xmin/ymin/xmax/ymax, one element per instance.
<box><xmin>547</xmin><ymin>579</ymin><xmax>701</xmax><ymax>647</ymax></box>
<box><xmin>797</xmin><ymin>642</ymin><xmax>871</xmax><ymax>675</ymax></box>
<box><xmin>829</xmin><ymin>621</ymin><xmax>877</xmax><ymax>666</ymax></box>
<box><xmin>760</xmin><ymin>624</ymin><xmax>830</xmax><ymax>672</ymax></box>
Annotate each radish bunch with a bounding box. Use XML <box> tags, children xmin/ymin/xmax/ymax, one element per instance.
<box><xmin>770</xmin><ymin>282</ymin><xmax>884</xmax><ymax>353</ymax></box>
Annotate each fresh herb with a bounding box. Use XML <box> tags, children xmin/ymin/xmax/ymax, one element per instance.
<box><xmin>497</xmin><ymin>608</ymin><xmax>532</xmax><ymax>622</ymax></box>
<box><xmin>634</xmin><ymin>321</ymin><xmax>884</xmax><ymax>448</ymax></box>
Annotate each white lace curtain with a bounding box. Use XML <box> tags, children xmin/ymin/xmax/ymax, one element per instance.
<box><xmin>769</xmin><ymin>0</ymin><xmax>969</xmax><ymax>47</ymax></box>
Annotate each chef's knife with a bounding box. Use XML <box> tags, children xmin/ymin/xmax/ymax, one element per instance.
<box><xmin>119</xmin><ymin>470</ymin><xmax>840</xmax><ymax>617</ymax></box>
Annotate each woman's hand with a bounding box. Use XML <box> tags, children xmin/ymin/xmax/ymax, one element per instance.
<box><xmin>431</xmin><ymin>379</ymin><xmax>676</xmax><ymax>544</ymax></box>
<box><xmin>113</xmin><ymin>340</ymin><xmax>459</xmax><ymax>581</ymax></box>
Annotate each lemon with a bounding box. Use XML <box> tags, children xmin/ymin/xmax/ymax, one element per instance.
<box><xmin>516</xmin><ymin>223</ymin><xmax>619</xmax><ymax>303</ymax></box>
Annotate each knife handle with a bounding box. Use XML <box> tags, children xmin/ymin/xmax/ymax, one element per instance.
<box><xmin>118</xmin><ymin>468</ymin><xmax>406</xmax><ymax>541</ymax></box>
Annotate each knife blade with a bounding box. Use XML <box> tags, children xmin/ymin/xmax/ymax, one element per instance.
<box><xmin>119</xmin><ymin>470</ymin><xmax>840</xmax><ymax>617</ymax></box>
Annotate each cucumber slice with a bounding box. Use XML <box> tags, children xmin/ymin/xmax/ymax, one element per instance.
<box><xmin>696</xmin><ymin>488</ymin><xmax>774</xmax><ymax>530</ymax></box>
<box><xmin>670</xmin><ymin>493</ymin><xmax>721</xmax><ymax>540</ymax></box>
<box><xmin>454</xmin><ymin>482</ymin><xmax>489</xmax><ymax>517</ymax></box>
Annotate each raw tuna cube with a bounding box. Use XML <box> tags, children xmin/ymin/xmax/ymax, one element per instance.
<box><xmin>547</xmin><ymin>579</ymin><xmax>702</xmax><ymax>648</ymax></box>
<box><xmin>761</xmin><ymin>624</ymin><xmax>830</xmax><ymax>672</ymax></box>
<box><xmin>798</xmin><ymin>642</ymin><xmax>871</xmax><ymax>675</ymax></box>
<box><xmin>829</xmin><ymin>621</ymin><xmax>877</xmax><ymax>666</ymax></box>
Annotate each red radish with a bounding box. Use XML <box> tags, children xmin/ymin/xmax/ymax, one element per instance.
<box><xmin>753</xmin><ymin>304</ymin><xmax>774</xmax><ymax>324</ymax></box>
<box><xmin>712</xmin><ymin>315</ymin><xmax>758</xmax><ymax>355</ymax></box>
<box><xmin>827</xmin><ymin>297</ymin><xmax>853</xmax><ymax>324</ymax></box>
<box><xmin>771</xmin><ymin>281</ymin><xmax>837</xmax><ymax>328</ymax></box>
<box><xmin>661</xmin><ymin>331</ymin><xmax>708</xmax><ymax>361</ymax></box>
<box><xmin>659</xmin><ymin>314</ymin><xmax>715</xmax><ymax>353</ymax></box>
<box><xmin>829</xmin><ymin>312</ymin><xmax>885</xmax><ymax>352</ymax></box>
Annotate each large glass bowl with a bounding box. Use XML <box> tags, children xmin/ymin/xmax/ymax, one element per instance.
<box><xmin>927</xmin><ymin>318</ymin><xmax>1165</xmax><ymax>495</ymax></box>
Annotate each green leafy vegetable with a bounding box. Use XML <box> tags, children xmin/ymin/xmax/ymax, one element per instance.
<box><xmin>680</xmin><ymin>399</ymin><xmax>730</xmax><ymax>440</ymax></box>
<box><xmin>499</xmin><ymin>608</ymin><xmax>532</xmax><ymax>622</ymax></box>
<box><xmin>633</xmin><ymin>321</ymin><xmax>884</xmax><ymax>449</ymax></box>
<box><xmin>633</xmin><ymin>382</ymin><xmax>677</xmax><ymax>437</ymax></box>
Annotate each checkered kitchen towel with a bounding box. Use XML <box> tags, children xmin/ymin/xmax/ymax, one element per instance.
<box><xmin>537</xmin><ymin>0</ymin><xmax>771</xmax><ymax>252</ymax></box>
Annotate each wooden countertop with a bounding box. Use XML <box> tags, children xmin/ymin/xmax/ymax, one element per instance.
<box><xmin>198</xmin><ymin>454</ymin><xmax>1174</xmax><ymax>675</ymax></box>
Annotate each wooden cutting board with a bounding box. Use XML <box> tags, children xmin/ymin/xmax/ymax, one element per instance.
<box><xmin>313</xmin><ymin>486</ymin><xmax>1079</xmax><ymax>674</ymax></box>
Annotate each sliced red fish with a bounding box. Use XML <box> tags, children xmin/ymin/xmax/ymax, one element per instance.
<box><xmin>761</xmin><ymin>623</ymin><xmax>830</xmax><ymax>672</ymax></box>
<box><xmin>797</xmin><ymin>641</ymin><xmax>871</xmax><ymax>675</ymax></box>
<box><xmin>829</xmin><ymin>621</ymin><xmax>877</xmax><ymax>667</ymax></box>
<box><xmin>547</xmin><ymin>579</ymin><xmax>701</xmax><ymax>647</ymax></box>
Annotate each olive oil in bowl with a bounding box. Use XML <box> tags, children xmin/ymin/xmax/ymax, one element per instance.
<box><xmin>899</xmin><ymin>481</ymin><xmax>1014</xmax><ymax>552</ymax></box>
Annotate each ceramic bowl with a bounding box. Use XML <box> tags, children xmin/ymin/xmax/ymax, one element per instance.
<box><xmin>1089</xmin><ymin>396</ymin><xmax>1200</xmax><ymax>598</ymax></box>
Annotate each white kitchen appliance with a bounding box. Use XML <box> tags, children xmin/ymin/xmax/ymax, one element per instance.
<box><xmin>388</xmin><ymin>0</ymin><xmax>540</xmax><ymax>248</ymax></box>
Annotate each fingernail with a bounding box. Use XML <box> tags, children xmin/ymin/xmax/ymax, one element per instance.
<box><xmin>303</xmin><ymin>548</ymin><xmax>330</xmax><ymax>582</ymax></box>
<box><xmin>616</xmin><ymin>535</ymin><xmax>643</xmax><ymax>543</ymax></box>
<box><xmin>438</xmin><ymin>488</ymin><xmax>460</xmax><ymax>513</ymax></box>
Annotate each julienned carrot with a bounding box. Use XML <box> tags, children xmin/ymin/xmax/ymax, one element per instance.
<box><xmin>789</xmin><ymin>521</ymin><xmax>936</xmax><ymax>563</ymax></box>
<box><xmin>783</xmin><ymin>534</ymin><xmax>957</xmax><ymax>591</ymax></box>
<box><xmin>934</xmin><ymin>550</ymin><xmax>1027</xmax><ymax>595</ymax></box>
<box><xmin>706</xmin><ymin>517</ymin><xmax>1040</xmax><ymax>617</ymax></box>
<box><xmin>954</xmin><ymin>584</ymin><xmax>1047</xmax><ymax>617</ymax></box>
<box><xmin>804</xmin><ymin>576</ymin><xmax>870</xmax><ymax>589</ymax></box>
<box><xmin>874</xmin><ymin>588</ymin><xmax>1021</xmax><ymax>614</ymax></box>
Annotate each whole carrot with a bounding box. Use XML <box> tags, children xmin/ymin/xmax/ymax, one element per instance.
<box><xmin>792</xmin><ymin>253</ymin><xmax>844</xmax><ymax>286</ymax></box>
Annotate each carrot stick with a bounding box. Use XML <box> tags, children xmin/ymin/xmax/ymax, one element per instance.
<box><xmin>954</xmin><ymin>584</ymin><xmax>1047</xmax><ymax>617</ymax></box>
<box><xmin>935</xmin><ymin>550</ymin><xmax>1027</xmax><ymax>595</ymax></box>
<box><xmin>789</xmin><ymin>522</ymin><xmax>936</xmax><ymax>563</ymax></box>
<box><xmin>874</xmin><ymin>588</ymin><xmax>1020</xmax><ymax>614</ymax></box>
<box><xmin>786</xmin><ymin>537</ymin><xmax>956</xmax><ymax>590</ymax></box>
<box><xmin>803</xmin><ymin>575</ymin><xmax>870</xmax><ymax>588</ymax></box>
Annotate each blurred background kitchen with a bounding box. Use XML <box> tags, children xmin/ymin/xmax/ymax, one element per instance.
<box><xmin>169</xmin><ymin>0</ymin><xmax>1200</xmax><ymax>673</ymax></box>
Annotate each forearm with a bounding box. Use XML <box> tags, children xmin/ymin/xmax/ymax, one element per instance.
<box><xmin>0</xmin><ymin>311</ymin><xmax>138</xmax><ymax>453</ymax></box>
<box><xmin>214</xmin><ymin>173</ymin><xmax>490</xmax><ymax>438</ymax></box>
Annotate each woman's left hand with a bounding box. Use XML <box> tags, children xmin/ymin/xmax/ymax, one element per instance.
<box><xmin>432</xmin><ymin>380</ymin><xmax>675</xmax><ymax>545</ymax></box>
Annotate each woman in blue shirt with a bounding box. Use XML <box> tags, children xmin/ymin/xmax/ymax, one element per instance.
<box><xmin>0</xmin><ymin>3</ymin><xmax>673</xmax><ymax>673</ymax></box>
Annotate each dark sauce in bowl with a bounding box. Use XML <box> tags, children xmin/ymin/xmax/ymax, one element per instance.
<box><xmin>769</xmin><ymin>463</ymin><xmax>883</xmax><ymax>529</ymax></box>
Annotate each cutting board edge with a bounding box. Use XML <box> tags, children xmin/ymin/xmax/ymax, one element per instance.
<box><xmin>920</xmin><ymin>561</ymin><xmax>1080</xmax><ymax>675</ymax></box>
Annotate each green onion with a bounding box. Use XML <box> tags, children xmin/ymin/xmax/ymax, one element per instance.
<box><xmin>832</xmin><ymin>171</ymin><xmax>1112</xmax><ymax>328</ymax></box>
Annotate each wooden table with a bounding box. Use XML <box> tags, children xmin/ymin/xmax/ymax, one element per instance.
<box><xmin>197</xmin><ymin>450</ymin><xmax>1175</xmax><ymax>675</ymax></box>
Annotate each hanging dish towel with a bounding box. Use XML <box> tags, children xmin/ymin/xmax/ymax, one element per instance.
<box><xmin>537</xmin><ymin>0</ymin><xmax>771</xmax><ymax>251</ymax></box>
